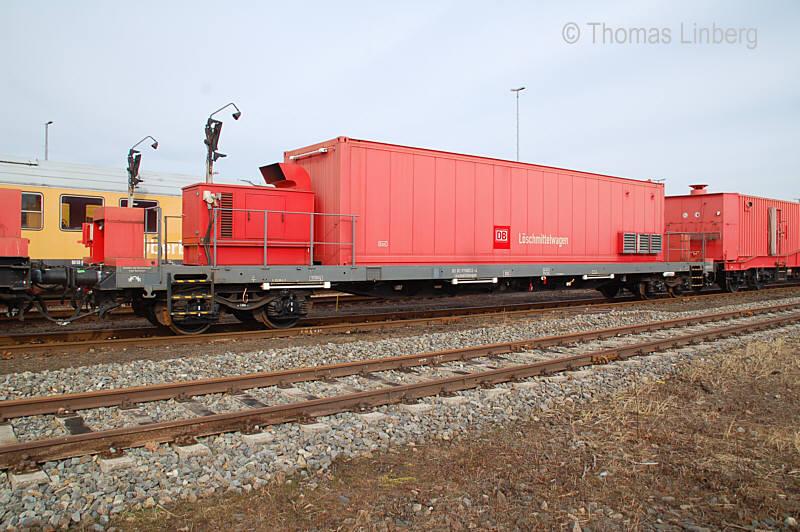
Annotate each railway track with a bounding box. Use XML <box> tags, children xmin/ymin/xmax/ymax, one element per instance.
<box><xmin>1</xmin><ymin>286</ymin><xmax>798</xmax><ymax>356</ymax></box>
<box><xmin>0</xmin><ymin>293</ymin><xmax>373</xmax><ymax>327</ymax></box>
<box><xmin>1</xmin><ymin>301</ymin><xmax>798</xmax><ymax>470</ymax></box>
<box><xmin>0</xmin><ymin>295</ymin><xmax>619</xmax><ymax>351</ymax></box>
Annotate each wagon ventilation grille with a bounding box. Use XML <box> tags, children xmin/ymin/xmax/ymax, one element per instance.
<box><xmin>620</xmin><ymin>232</ymin><xmax>662</xmax><ymax>255</ymax></box>
<box><xmin>621</xmin><ymin>233</ymin><xmax>637</xmax><ymax>254</ymax></box>
<box><xmin>219</xmin><ymin>192</ymin><xmax>233</xmax><ymax>239</ymax></box>
<box><xmin>650</xmin><ymin>234</ymin><xmax>663</xmax><ymax>254</ymax></box>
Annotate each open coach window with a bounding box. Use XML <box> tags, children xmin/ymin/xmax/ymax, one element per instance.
<box><xmin>119</xmin><ymin>199</ymin><xmax>159</xmax><ymax>233</ymax></box>
<box><xmin>21</xmin><ymin>191</ymin><xmax>43</xmax><ymax>230</ymax></box>
<box><xmin>60</xmin><ymin>195</ymin><xmax>103</xmax><ymax>231</ymax></box>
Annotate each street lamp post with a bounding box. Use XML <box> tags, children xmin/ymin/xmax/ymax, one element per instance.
<box><xmin>44</xmin><ymin>121</ymin><xmax>54</xmax><ymax>160</ymax></box>
<box><xmin>510</xmin><ymin>87</ymin><xmax>525</xmax><ymax>161</ymax></box>
<box><xmin>204</xmin><ymin>103</ymin><xmax>241</xmax><ymax>183</ymax></box>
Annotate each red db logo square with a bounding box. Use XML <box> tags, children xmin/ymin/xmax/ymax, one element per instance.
<box><xmin>494</xmin><ymin>225</ymin><xmax>510</xmax><ymax>249</ymax></box>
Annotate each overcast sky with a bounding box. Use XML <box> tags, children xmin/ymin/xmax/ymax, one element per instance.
<box><xmin>1</xmin><ymin>1</ymin><xmax>798</xmax><ymax>198</ymax></box>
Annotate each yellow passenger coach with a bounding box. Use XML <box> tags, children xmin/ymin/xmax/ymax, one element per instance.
<box><xmin>0</xmin><ymin>155</ymin><xmax>208</xmax><ymax>264</ymax></box>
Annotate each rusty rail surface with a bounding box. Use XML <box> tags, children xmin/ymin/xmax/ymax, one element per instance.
<box><xmin>1</xmin><ymin>301</ymin><xmax>797</xmax><ymax>420</ymax></box>
<box><xmin>0</xmin><ymin>306</ymin><xmax>797</xmax><ymax>468</ymax></box>
<box><xmin>0</xmin><ymin>293</ymin><xmax>373</xmax><ymax>326</ymax></box>
<box><xmin>0</xmin><ymin>296</ymin><xmax>624</xmax><ymax>352</ymax></box>
<box><xmin>2</xmin><ymin>286</ymin><xmax>799</xmax><ymax>355</ymax></box>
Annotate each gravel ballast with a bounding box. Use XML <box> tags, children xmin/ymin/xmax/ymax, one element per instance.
<box><xmin>0</xmin><ymin>296</ymin><xmax>799</xmax><ymax>530</ymax></box>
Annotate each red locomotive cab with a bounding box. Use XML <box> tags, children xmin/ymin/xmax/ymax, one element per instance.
<box><xmin>182</xmin><ymin>163</ymin><xmax>315</xmax><ymax>266</ymax></box>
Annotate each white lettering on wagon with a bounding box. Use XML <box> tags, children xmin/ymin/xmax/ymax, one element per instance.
<box><xmin>518</xmin><ymin>233</ymin><xmax>570</xmax><ymax>247</ymax></box>
<box><xmin>146</xmin><ymin>243</ymin><xmax>184</xmax><ymax>256</ymax></box>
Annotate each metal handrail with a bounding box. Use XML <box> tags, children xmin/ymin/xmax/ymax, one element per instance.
<box><xmin>664</xmin><ymin>231</ymin><xmax>721</xmax><ymax>263</ymax></box>
<box><xmin>210</xmin><ymin>207</ymin><xmax>358</xmax><ymax>267</ymax></box>
<box><xmin>162</xmin><ymin>214</ymin><xmax>184</xmax><ymax>263</ymax></box>
<box><xmin>140</xmin><ymin>206</ymin><xmax>162</xmax><ymax>264</ymax></box>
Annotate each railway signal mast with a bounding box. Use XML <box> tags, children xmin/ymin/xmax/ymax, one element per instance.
<box><xmin>126</xmin><ymin>136</ymin><xmax>159</xmax><ymax>207</ymax></box>
<box><xmin>204</xmin><ymin>102</ymin><xmax>241</xmax><ymax>183</ymax></box>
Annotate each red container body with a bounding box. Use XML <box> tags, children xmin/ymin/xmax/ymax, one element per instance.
<box><xmin>182</xmin><ymin>183</ymin><xmax>314</xmax><ymax>266</ymax></box>
<box><xmin>81</xmin><ymin>207</ymin><xmax>153</xmax><ymax>266</ymax></box>
<box><xmin>0</xmin><ymin>188</ymin><xmax>29</xmax><ymax>257</ymax></box>
<box><xmin>285</xmin><ymin>137</ymin><xmax>665</xmax><ymax>266</ymax></box>
<box><xmin>665</xmin><ymin>190</ymin><xmax>800</xmax><ymax>270</ymax></box>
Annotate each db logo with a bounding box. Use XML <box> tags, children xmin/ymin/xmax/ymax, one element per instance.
<box><xmin>493</xmin><ymin>225</ymin><xmax>510</xmax><ymax>249</ymax></box>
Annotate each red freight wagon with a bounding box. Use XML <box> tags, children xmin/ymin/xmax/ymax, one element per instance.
<box><xmin>665</xmin><ymin>185</ymin><xmax>799</xmax><ymax>285</ymax></box>
<box><xmin>285</xmin><ymin>137</ymin><xmax>665</xmax><ymax>266</ymax></box>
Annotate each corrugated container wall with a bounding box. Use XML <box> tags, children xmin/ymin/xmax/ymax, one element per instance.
<box><xmin>665</xmin><ymin>191</ymin><xmax>800</xmax><ymax>269</ymax></box>
<box><xmin>286</xmin><ymin>138</ymin><xmax>664</xmax><ymax>266</ymax></box>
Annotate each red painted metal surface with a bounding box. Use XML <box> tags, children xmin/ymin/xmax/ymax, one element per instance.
<box><xmin>81</xmin><ymin>207</ymin><xmax>153</xmax><ymax>266</ymax></box>
<box><xmin>0</xmin><ymin>188</ymin><xmax>29</xmax><ymax>257</ymax></box>
<box><xmin>260</xmin><ymin>163</ymin><xmax>313</xmax><ymax>191</ymax></box>
<box><xmin>182</xmin><ymin>182</ymin><xmax>314</xmax><ymax>266</ymax></box>
<box><xmin>665</xmin><ymin>187</ymin><xmax>800</xmax><ymax>270</ymax></box>
<box><xmin>284</xmin><ymin>137</ymin><xmax>665</xmax><ymax>266</ymax></box>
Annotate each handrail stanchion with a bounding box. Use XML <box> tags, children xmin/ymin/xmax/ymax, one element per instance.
<box><xmin>212</xmin><ymin>208</ymin><xmax>218</xmax><ymax>267</ymax></box>
<box><xmin>702</xmin><ymin>233</ymin><xmax>706</xmax><ymax>264</ymax></box>
<box><xmin>163</xmin><ymin>213</ymin><xmax>168</xmax><ymax>263</ymax></box>
<box><xmin>309</xmin><ymin>213</ymin><xmax>314</xmax><ymax>266</ymax></box>
<box><xmin>156</xmin><ymin>207</ymin><xmax>162</xmax><ymax>265</ymax></box>
<box><xmin>263</xmin><ymin>209</ymin><xmax>267</xmax><ymax>266</ymax></box>
<box><xmin>351</xmin><ymin>215</ymin><xmax>356</xmax><ymax>266</ymax></box>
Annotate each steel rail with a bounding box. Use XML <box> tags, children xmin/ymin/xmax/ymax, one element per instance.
<box><xmin>0</xmin><ymin>309</ymin><xmax>798</xmax><ymax>468</ymax></box>
<box><xmin>0</xmin><ymin>293</ymin><xmax>374</xmax><ymax>325</ymax></box>
<box><xmin>1</xmin><ymin>301</ymin><xmax>798</xmax><ymax>420</ymax></box>
<box><xmin>2</xmin><ymin>286</ymin><xmax>798</xmax><ymax>355</ymax></box>
<box><xmin>0</xmin><ymin>296</ymin><xmax>627</xmax><ymax>351</ymax></box>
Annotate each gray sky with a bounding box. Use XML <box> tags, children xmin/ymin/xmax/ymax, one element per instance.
<box><xmin>1</xmin><ymin>1</ymin><xmax>798</xmax><ymax>198</ymax></box>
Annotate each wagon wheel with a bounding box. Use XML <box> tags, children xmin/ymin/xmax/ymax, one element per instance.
<box><xmin>153</xmin><ymin>300</ymin><xmax>212</xmax><ymax>335</ymax></box>
<box><xmin>168</xmin><ymin>319</ymin><xmax>212</xmax><ymax>335</ymax></box>
<box><xmin>746</xmin><ymin>272</ymin><xmax>764</xmax><ymax>291</ymax></box>
<box><xmin>598</xmin><ymin>283</ymin><xmax>620</xmax><ymax>299</ymax></box>
<box><xmin>142</xmin><ymin>305</ymin><xmax>162</xmax><ymax>327</ymax></box>
<box><xmin>723</xmin><ymin>276</ymin><xmax>739</xmax><ymax>293</ymax></box>
<box><xmin>634</xmin><ymin>281</ymin><xmax>655</xmax><ymax>300</ymax></box>
<box><xmin>254</xmin><ymin>307</ymin><xmax>299</xmax><ymax>329</ymax></box>
<box><xmin>667</xmin><ymin>284</ymin><xmax>683</xmax><ymax>298</ymax></box>
<box><xmin>665</xmin><ymin>279</ymin><xmax>683</xmax><ymax>298</ymax></box>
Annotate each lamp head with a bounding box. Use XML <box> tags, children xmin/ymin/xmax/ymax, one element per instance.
<box><xmin>46</xmin><ymin>120</ymin><xmax>54</xmax><ymax>125</ymax></box>
<box><xmin>151</xmin><ymin>141</ymin><xmax>158</xmax><ymax>150</ymax></box>
<box><xmin>232</xmin><ymin>111</ymin><xmax>241</xmax><ymax>120</ymax></box>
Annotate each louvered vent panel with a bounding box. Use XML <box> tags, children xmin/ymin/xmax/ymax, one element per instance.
<box><xmin>219</xmin><ymin>192</ymin><xmax>233</xmax><ymax>239</ymax></box>
<box><xmin>637</xmin><ymin>233</ymin><xmax>651</xmax><ymax>253</ymax></box>
<box><xmin>621</xmin><ymin>233</ymin><xmax>637</xmax><ymax>254</ymax></box>
<box><xmin>649</xmin><ymin>234</ymin><xmax>663</xmax><ymax>254</ymax></box>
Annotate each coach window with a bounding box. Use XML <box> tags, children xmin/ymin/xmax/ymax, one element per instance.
<box><xmin>60</xmin><ymin>195</ymin><xmax>103</xmax><ymax>231</ymax></box>
<box><xmin>21</xmin><ymin>192</ymin><xmax>43</xmax><ymax>230</ymax></box>
<box><xmin>119</xmin><ymin>199</ymin><xmax>159</xmax><ymax>233</ymax></box>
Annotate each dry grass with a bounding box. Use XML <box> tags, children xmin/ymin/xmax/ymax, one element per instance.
<box><xmin>112</xmin><ymin>337</ymin><xmax>800</xmax><ymax>531</ymax></box>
